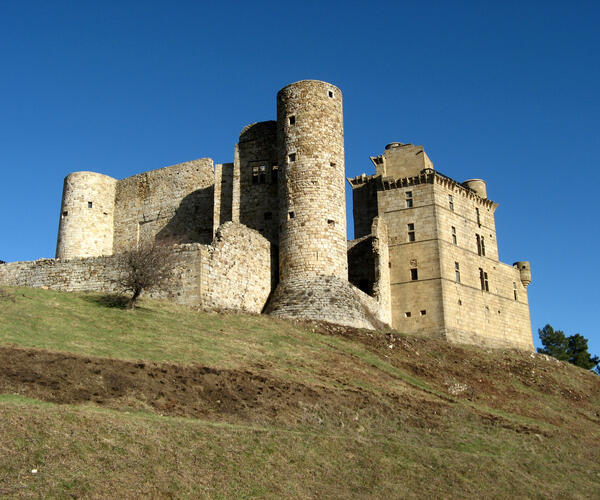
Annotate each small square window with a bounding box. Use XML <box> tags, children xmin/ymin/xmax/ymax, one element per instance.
<box><xmin>288</xmin><ymin>211</ymin><xmax>295</xmax><ymax>219</ymax></box>
<box><xmin>289</xmin><ymin>115</ymin><xmax>295</xmax><ymax>125</ymax></box>
<box><xmin>88</xmin><ymin>201</ymin><xmax>93</xmax><ymax>208</ymax></box>
<box><xmin>62</xmin><ymin>211</ymin><xmax>68</xmax><ymax>217</ymax></box>
<box><xmin>328</xmin><ymin>90</ymin><xmax>334</xmax><ymax>98</ymax></box>
<box><xmin>405</xmin><ymin>312</ymin><xmax>411</xmax><ymax>318</ymax></box>
<box><xmin>327</xmin><ymin>219</ymin><xmax>335</xmax><ymax>226</ymax></box>
<box><xmin>288</xmin><ymin>153</ymin><xmax>296</xmax><ymax>162</ymax></box>
<box><xmin>420</xmin><ymin>310</ymin><xmax>426</xmax><ymax>316</ymax></box>
<box><xmin>410</xmin><ymin>268</ymin><xmax>418</xmax><ymax>281</ymax></box>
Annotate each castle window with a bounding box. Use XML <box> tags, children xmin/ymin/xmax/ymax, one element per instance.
<box><xmin>451</xmin><ymin>226</ymin><xmax>457</xmax><ymax>245</ymax></box>
<box><xmin>407</xmin><ymin>223</ymin><xmax>415</xmax><ymax>242</ymax></box>
<box><xmin>458</xmin><ymin>299</ymin><xmax>462</xmax><ymax>306</ymax></box>
<box><xmin>264</xmin><ymin>212</ymin><xmax>272</xmax><ymax>220</ymax></box>
<box><xmin>288</xmin><ymin>153</ymin><xmax>296</xmax><ymax>162</ymax></box>
<box><xmin>88</xmin><ymin>201</ymin><xmax>93</xmax><ymax>208</ymax></box>
<box><xmin>476</xmin><ymin>207</ymin><xmax>481</xmax><ymax>226</ymax></box>
<box><xmin>289</xmin><ymin>115</ymin><xmax>296</xmax><ymax>125</ymax></box>
<box><xmin>405</xmin><ymin>191</ymin><xmax>413</xmax><ymax>208</ymax></box>
<box><xmin>405</xmin><ymin>312</ymin><xmax>411</xmax><ymax>318</ymax></box>
<box><xmin>62</xmin><ymin>211</ymin><xmax>68</xmax><ymax>218</ymax></box>
<box><xmin>252</xmin><ymin>166</ymin><xmax>267</xmax><ymax>184</ymax></box>
<box><xmin>271</xmin><ymin>165</ymin><xmax>278</xmax><ymax>183</ymax></box>
<box><xmin>288</xmin><ymin>211</ymin><xmax>295</xmax><ymax>219</ymax></box>
<box><xmin>327</xmin><ymin>219</ymin><xmax>335</xmax><ymax>227</ymax></box>
<box><xmin>479</xmin><ymin>268</ymin><xmax>489</xmax><ymax>292</ymax></box>
<box><xmin>420</xmin><ymin>310</ymin><xmax>426</xmax><ymax>316</ymax></box>
<box><xmin>449</xmin><ymin>194</ymin><xmax>454</xmax><ymax>211</ymax></box>
<box><xmin>330</xmin><ymin>161</ymin><xmax>336</xmax><ymax>167</ymax></box>
<box><xmin>476</xmin><ymin>234</ymin><xmax>486</xmax><ymax>256</ymax></box>
<box><xmin>455</xmin><ymin>262</ymin><xmax>461</xmax><ymax>283</ymax></box>
<box><xmin>513</xmin><ymin>281</ymin><xmax>518</xmax><ymax>300</ymax></box>
<box><xmin>410</xmin><ymin>268</ymin><xmax>418</xmax><ymax>281</ymax></box>
<box><xmin>328</xmin><ymin>90</ymin><xmax>334</xmax><ymax>98</ymax></box>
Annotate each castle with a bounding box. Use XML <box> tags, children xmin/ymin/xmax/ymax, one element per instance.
<box><xmin>0</xmin><ymin>80</ymin><xmax>534</xmax><ymax>350</ymax></box>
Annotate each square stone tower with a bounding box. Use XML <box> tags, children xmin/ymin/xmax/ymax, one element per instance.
<box><xmin>349</xmin><ymin>143</ymin><xmax>533</xmax><ymax>350</ymax></box>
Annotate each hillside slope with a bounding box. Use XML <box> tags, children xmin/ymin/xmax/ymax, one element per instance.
<box><xmin>0</xmin><ymin>287</ymin><xmax>599</xmax><ymax>499</ymax></box>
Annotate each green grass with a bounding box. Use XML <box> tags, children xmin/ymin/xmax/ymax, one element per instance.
<box><xmin>1</xmin><ymin>287</ymin><xmax>599</xmax><ymax>498</ymax></box>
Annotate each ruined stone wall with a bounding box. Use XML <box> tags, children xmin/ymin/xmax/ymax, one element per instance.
<box><xmin>113</xmin><ymin>159</ymin><xmax>215</xmax><ymax>253</ymax></box>
<box><xmin>350</xmin><ymin>176</ymin><xmax>379</xmax><ymax>239</ymax></box>
<box><xmin>276</xmin><ymin>80</ymin><xmax>347</xmax><ymax>280</ymax></box>
<box><xmin>237</xmin><ymin>122</ymin><xmax>279</xmax><ymax>243</ymax></box>
<box><xmin>1</xmin><ymin>223</ymin><xmax>273</xmax><ymax>314</ymax></box>
<box><xmin>56</xmin><ymin>172</ymin><xmax>117</xmax><ymax>259</ymax></box>
<box><xmin>213</xmin><ymin>163</ymin><xmax>234</xmax><ymax>235</ymax></box>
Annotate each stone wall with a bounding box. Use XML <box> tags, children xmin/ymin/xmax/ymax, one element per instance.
<box><xmin>1</xmin><ymin>223</ymin><xmax>273</xmax><ymax>314</ymax></box>
<box><xmin>113</xmin><ymin>159</ymin><xmax>215</xmax><ymax>253</ymax></box>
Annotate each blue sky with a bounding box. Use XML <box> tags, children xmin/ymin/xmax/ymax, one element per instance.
<box><xmin>1</xmin><ymin>1</ymin><xmax>599</xmax><ymax>355</ymax></box>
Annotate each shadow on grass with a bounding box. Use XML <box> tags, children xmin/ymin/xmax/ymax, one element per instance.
<box><xmin>81</xmin><ymin>294</ymin><xmax>131</xmax><ymax>309</ymax></box>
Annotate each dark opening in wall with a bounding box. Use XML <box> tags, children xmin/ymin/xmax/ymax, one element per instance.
<box><xmin>62</xmin><ymin>211</ymin><xmax>68</xmax><ymax>218</ymax></box>
<box><xmin>405</xmin><ymin>312</ymin><xmax>411</xmax><ymax>318</ymax></box>
<box><xmin>420</xmin><ymin>310</ymin><xmax>426</xmax><ymax>316</ymax></box>
<box><xmin>289</xmin><ymin>115</ymin><xmax>295</xmax><ymax>125</ymax></box>
<box><xmin>88</xmin><ymin>202</ymin><xmax>93</xmax><ymax>208</ymax></box>
<box><xmin>288</xmin><ymin>153</ymin><xmax>296</xmax><ymax>162</ymax></box>
<box><xmin>410</xmin><ymin>268</ymin><xmax>418</xmax><ymax>281</ymax></box>
<box><xmin>288</xmin><ymin>211</ymin><xmax>295</xmax><ymax>219</ymax></box>
<box><xmin>327</xmin><ymin>219</ymin><xmax>335</xmax><ymax>227</ymax></box>
<box><xmin>328</xmin><ymin>90</ymin><xmax>334</xmax><ymax>98</ymax></box>
<box><xmin>330</xmin><ymin>162</ymin><xmax>336</xmax><ymax>167</ymax></box>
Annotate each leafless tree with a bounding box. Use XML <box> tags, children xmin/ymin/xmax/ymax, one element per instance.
<box><xmin>112</xmin><ymin>239</ymin><xmax>176</xmax><ymax>309</ymax></box>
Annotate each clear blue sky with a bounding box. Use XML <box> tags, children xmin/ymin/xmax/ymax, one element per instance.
<box><xmin>1</xmin><ymin>1</ymin><xmax>599</xmax><ymax>355</ymax></box>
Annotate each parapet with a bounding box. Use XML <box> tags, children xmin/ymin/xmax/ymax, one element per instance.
<box><xmin>463</xmin><ymin>179</ymin><xmax>487</xmax><ymax>199</ymax></box>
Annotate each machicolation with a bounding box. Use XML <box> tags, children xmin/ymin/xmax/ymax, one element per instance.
<box><xmin>0</xmin><ymin>80</ymin><xmax>534</xmax><ymax>350</ymax></box>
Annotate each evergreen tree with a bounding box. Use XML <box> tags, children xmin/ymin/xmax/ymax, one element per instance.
<box><xmin>538</xmin><ymin>324</ymin><xmax>599</xmax><ymax>372</ymax></box>
<box><xmin>537</xmin><ymin>324</ymin><xmax>569</xmax><ymax>361</ymax></box>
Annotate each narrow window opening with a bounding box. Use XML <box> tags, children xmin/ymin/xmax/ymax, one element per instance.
<box><xmin>405</xmin><ymin>312</ymin><xmax>412</xmax><ymax>318</ymax></box>
<box><xmin>288</xmin><ymin>115</ymin><xmax>296</xmax><ymax>125</ymax></box>
<box><xmin>481</xmin><ymin>236</ymin><xmax>485</xmax><ymax>256</ymax></box>
<box><xmin>476</xmin><ymin>234</ymin><xmax>486</xmax><ymax>256</ymax></box>
<box><xmin>513</xmin><ymin>281</ymin><xmax>517</xmax><ymax>300</ymax></box>
<box><xmin>407</xmin><ymin>223</ymin><xmax>415</xmax><ymax>242</ymax></box>
<box><xmin>328</xmin><ymin>90</ymin><xmax>334</xmax><ymax>98</ymax></box>
<box><xmin>62</xmin><ymin>211</ymin><xmax>68</xmax><ymax>218</ymax></box>
<box><xmin>455</xmin><ymin>262</ymin><xmax>461</xmax><ymax>283</ymax></box>
<box><xmin>410</xmin><ymin>268</ymin><xmax>418</xmax><ymax>281</ymax></box>
<box><xmin>288</xmin><ymin>211</ymin><xmax>295</xmax><ymax>219</ymax></box>
<box><xmin>451</xmin><ymin>226</ymin><xmax>457</xmax><ymax>245</ymax></box>
<box><xmin>327</xmin><ymin>219</ymin><xmax>335</xmax><ymax>227</ymax></box>
<box><xmin>448</xmin><ymin>194</ymin><xmax>454</xmax><ymax>211</ymax></box>
<box><xmin>476</xmin><ymin>207</ymin><xmax>481</xmax><ymax>226</ymax></box>
<box><xmin>405</xmin><ymin>190</ymin><xmax>413</xmax><ymax>208</ymax></box>
<box><xmin>485</xmin><ymin>305</ymin><xmax>490</xmax><ymax>313</ymax></box>
<box><xmin>388</xmin><ymin>262</ymin><xmax>391</xmax><ymax>268</ymax></box>
<box><xmin>88</xmin><ymin>201</ymin><xmax>93</xmax><ymax>208</ymax></box>
<box><xmin>458</xmin><ymin>299</ymin><xmax>462</xmax><ymax>306</ymax></box>
<box><xmin>420</xmin><ymin>310</ymin><xmax>427</xmax><ymax>316</ymax></box>
<box><xmin>288</xmin><ymin>153</ymin><xmax>296</xmax><ymax>162</ymax></box>
<box><xmin>479</xmin><ymin>268</ymin><xmax>489</xmax><ymax>292</ymax></box>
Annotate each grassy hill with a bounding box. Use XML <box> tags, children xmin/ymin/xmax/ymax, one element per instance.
<box><xmin>0</xmin><ymin>287</ymin><xmax>599</xmax><ymax>499</ymax></box>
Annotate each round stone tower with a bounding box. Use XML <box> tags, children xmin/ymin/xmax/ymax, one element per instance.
<box><xmin>276</xmin><ymin>80</ymin><xmax>348</xmax><ymax>280</ymax></box>
<box><xmin>56</xmin><ymin>171</ymin><xmax>117</xmax><ymax>259</ymax></box>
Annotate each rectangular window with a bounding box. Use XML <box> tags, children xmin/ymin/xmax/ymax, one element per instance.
<box><xmin>513</xmin><ymin>281</ymin><xmax>517</xmax><ymax>300</ymax></box>
<box><xmin>451</xmin><ymin>226</ymin><xmax>457</xmax><ymax>245</ymax></box>
<box><xmin>448</xmin><ymin>194</ymin><xmax>454</xmax><ymax>211</ymax></box>
<box><xmin>455</xmin><ymin>262</ymin><xmax>461</xmax><ymax>283</ymax></box>
<box><xmin>288</xmin><ymin>211</ymin><xmax>295</xmax><ymax>219</ymax></box>
<box><xmin>88</xmin><ymin>201</ymin><xmax>93</xmax><ymax>208</ymax></box>
<box><xmin>288</xmin><ymin>153</ymin><xmax>296</xmax><ymax>162</ymax></box>
<box><xmin>405</xmin><ymin>311</ymin><xmax>411</xmax><ymax>318</ymax></box>
<box><xmin>405</xmin><ymin>191</ymin><xmax>413</xmax><ymax>208</ymax></box>
<box><xmin>420</xmin><ymin>310</ymin><xmax>426</xmax><ymax>316</ymax></box>
<box><xmin>410</xmin><ymin>268</ymin><xmax>418</xmax><ymax>281</ymax></box>
<box><xmin>479</xmin><ymin>268</ymin><xmax>489</xmax><ymax>292</ymax></box>
<box><xmin>289</xmin><ymin>115</ymin><xmax>295</xmax><ymax>125</ymax></box>
<box><xmin>251</xmin><ymin>166</ymin><xmax>267</xmax><ymax>184</ymax></box>
<box><xmin>407</xmin><ymin>223</ymin><xmax>415</xmax><ymax>242</ymax></box>
<box><xmin>476</xmin><ymin>234</ymin><xmax>486</xmax><ymax>256</ymax></box>
<box><xmin>476</xmin><ymin>207</ymin><xmax>481</xmax><ymax>226</ymax></box>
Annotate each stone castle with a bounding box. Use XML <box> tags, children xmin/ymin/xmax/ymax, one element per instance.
<box><xmin>0</xmin><ymin>80</ymin><xmax>534</xmax><ymax>350</ymax></box>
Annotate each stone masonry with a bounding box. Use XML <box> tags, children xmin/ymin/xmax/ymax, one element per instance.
<box><xmin>0</xmin><ymin>81</ymin><xmax>534</xmax><ymax>349</ymax></box>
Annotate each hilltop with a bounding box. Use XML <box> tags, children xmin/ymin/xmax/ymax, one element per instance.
<box><xmin>0</xmin><ymin>287</ymin><xmax>599</xmax><ymax>498</ymax></box>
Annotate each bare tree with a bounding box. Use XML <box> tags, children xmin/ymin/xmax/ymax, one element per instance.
<box><xmin>112</xmin><ymin>239</ymin><xmax>176</xmax><ymax>309</ymax></box>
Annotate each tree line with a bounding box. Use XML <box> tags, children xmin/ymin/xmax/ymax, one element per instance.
<box><xmin>538</xmin><ymin>324</ymin><xmax>599</xmax><ymax>374</ymax></box>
